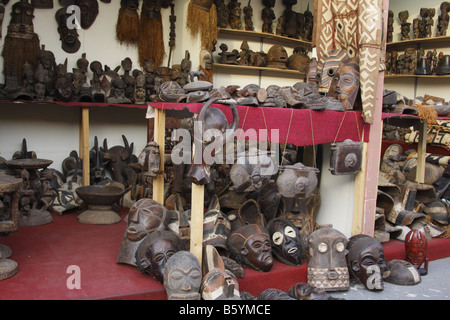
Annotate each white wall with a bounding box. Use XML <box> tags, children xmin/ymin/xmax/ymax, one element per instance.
<box><xmin>385</xmin><ymin>0</ymin><xmax>450</xmax><ymax>101</ymax></box>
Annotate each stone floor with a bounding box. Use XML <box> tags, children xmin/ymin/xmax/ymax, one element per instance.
<box><xmin>330</xmin><ymin>257</ymin><xmax>450</xmax><ymax>300</ymax></box>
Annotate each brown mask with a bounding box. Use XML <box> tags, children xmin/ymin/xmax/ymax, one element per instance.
<box><xmin>346</xmin><ymin>234</ymin><xmax>387</xmax><ymax>291</ymax></box>
<box><xmin>137</xmin><ymin>141</ymin><xmax>161</xmax><ymax>177</ymax></box>
<box><xmin>257</xmin><ymin>288</ymin><xmax>296</xmax><ymax>300</ymax></box>
<box><xmin>188</xmin><ymin>97</ymin><xmax>239</xmax><ymax>185</ymax></box>
<box><xmin>201</xmin><ymin>245</ymin><xmax>241</xmax><ymax>300</ymax></box>
<box><xmin>327</xmin><ymin>57</ymin><xmax>360</xmax><ymax>110</ymax></box>
<box><xmin>76</xmin><ymin>0</ymin><xmax>99</xmax><ymax>29</ymax></box>
<box><xmin>405</xmin><ymin>229</ymin><xmax>428</xmax><ymax>276</ymax></box>
<box><xmin>227</xmin><ymin>224</ymin><xmax>273</xmax><ymax>272</ymax></box>
<box><xmin>31</xmin><ymin>0</ymin><xmax>54</xmax><ymax>8</ymax></box>
<box><xmin>307</xmin><ymin>227</ymin><xmax>349</xmax><ymax>291</ymax></box>
<box><xmin>164</xmin><ymin>251</ymin><xmax>202</xmax><ymax>300</ymax></box>
<box><xmin>276</xmin><ymin>162</ymin><xmax>319</xmax><ymax>199</ymax></box>
<box><xmin>287</xmin><ymin>282</ymin><xmax>344</xmax><ymax>300</ymax></box>
<box><xmin>53</xmin><ymin>73</ymin><xmax>74</xmax><ymax>102</ymax></box>
<box><xmin>135</xmin><ymin>229</ymin><xmax>185</xmax><ymax>284</ymax></box>
<box><xmin>117</xmin><ymin>199</ymin><xmax>172</xmax><ymax>266</ymax></box>
<box><xmin>317</xmin><ymin>49</ymin><xmax>349</xmax><ymax>94</ymax></box>
<box><xmin>56</xmin><ymin>8</ymin><xmax>81</xmax><ymax>53</ymax></box>
<box><xmin>384</xmin><ymin>259</ymin><xmax>421</xmax><ymax>286</ymax></box>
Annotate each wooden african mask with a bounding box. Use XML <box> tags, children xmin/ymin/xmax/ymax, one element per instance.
<box><xmin>317</xmin><ymin>49</ymin><xmax>349</xmax><ymax>94</ymax></box>
<box><xmin>188</xmin><ymin>97</ymin><xmax>239</xmax><ymax>185</ymax></box>
<box><xmin>164</xmin><ymin>251</ymin><xmax>202</xmax><ymax>300</ymax></box>
<box><xmin>201</xmin><ymin>245</ymin><xmax>241</xmax><ymax>300</ymax></box>
<box><xmin>117</xmin><ymin>199</ymin><xmax>173</xmax><ymax>266</ymax></box>
<box><xmin>384</xmin><ymin>259</ymin><xmax>421</xmax><ymax>286</ymax></box>
<box><xmin>138</xmin><ymin>141</ymin><xmax>161</xmax><ymax>178</ymax></box>
<box><xmin>76</xmin><ymin>0</ymin><xmax>99</xmax><ymax>29</ymax></box>
<box><xmin>31</xmin><ymin>0</ymin><xmax>54</xmax><ymax>8</ymax></box>
<box><xmin>227</xmin><ymin>224</ymin><xmax>273</xmax><ymax>272</ymax></box>
<box><xmin>405</xmin><ymin>229</ymin><xmax>428</xmax><ymax>276</ymax></box>
<box><xmin>267</xmin><ymin>218</ymin><xmax>303</xmax><ymax>266</ymax></box>
<box><xmin>327</xmin><ymin>57</ymin><xmax>360</xmax><ymax>110</ymax></box>
<box><xmin>346</xmin><ymin>234</ymin><xmax>387</xmax><ymax>291</ymax></box>
<box><xmin>256</xmin><ymin>288</ymin><xmax>296</xmax><ymax>300</ymax></box>
<box><xmin>276</xmin><ymin>162</ymin><xmax>319</xmax><ymax>199</ymax></box>
<box><xmin>200</xmin><ymin>195</ymin><xmax>231</xmax><ymax>252</ymax></box>
<box><xmin>307</xmin><ymin>227</ymin><xmax>349</xmax><ymax>291</ymax></box>
<box><xmin>329</xmin><ymin>139</ymin><xmax>363</xmax><ymax>175</ymax></box>
<box><xmin>135</xmin><ymin>229</ymin><xmax>185</xmax><ymax>284</ymax></box>
<box><xmin>287</xmin><ymin>282</ymin><xmax>343</xmax><ymax>300</ymax></box>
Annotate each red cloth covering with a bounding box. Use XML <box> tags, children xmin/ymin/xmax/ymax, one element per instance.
<box><xmin>149</xmin><ymin>102</ymin><xmax>371</xmax><ymax>147</ymax></box>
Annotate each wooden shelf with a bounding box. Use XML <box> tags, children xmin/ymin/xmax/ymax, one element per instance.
<box><xmin>385</xmin><ymin>74</ymin><xmax>450</xmax><ymax>79</ymax></box>
<box><xmin>218</xmin><ymin>28</ymin><xmax>313</xmax><ymax>48</ymax></box>
<box><xmin>386</xmin><ymin>35</ymin><xmax>450</xmax><ymax>49</ymax></box>
<box><xmin>213</xmin><ymin>62</ymin><xmax>306</xmax><ymax>76</ymax></box>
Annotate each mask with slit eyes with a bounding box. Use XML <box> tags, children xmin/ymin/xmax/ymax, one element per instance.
<box><xmin>135</xmin><ymin>229</ymin><xmax>185</xmax><ymax>284</ymax></box>
<box><xmin>164</xmin><ymin>251</ymin><xmax>202</xmax><ymax>300</ymax></box>
<box><xmin>267</xmin><ymin>218</ymin><xmax>303</xmax><ymax>266</ymax></box>
<box><xmin>346</xmin><ymin>234</ymin><xmax>387</xmax><ymax>291</ymax></box>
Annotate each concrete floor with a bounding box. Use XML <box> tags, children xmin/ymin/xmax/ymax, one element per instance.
<box><xmin>330</xmin><ymin>257</ymin><xmax>450</xmax><ymax>300</ymax></box>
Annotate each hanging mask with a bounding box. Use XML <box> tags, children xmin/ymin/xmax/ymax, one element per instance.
<box><xmin>55</xmin><ymin>7</ymin><xmax>81</xmax><ymax>53</ymax></box>
<box><xmin>76</xmin><ymin>0</ymin><xmax>99</xmax><ymax>29</ymax></box>
<box><xmin>31</xmin><ymin>0</ymin><xmax>53</xmax><ymax>8</ymax></box>
<box><xmin>329</xmin><ymin>139</ymin><xmax>363</xmax><ymax>175</ymax></box>
<box><xmin>276</xmin><ymin>162</ymin><xmax>319</xmax><ymax>199</ymax></box>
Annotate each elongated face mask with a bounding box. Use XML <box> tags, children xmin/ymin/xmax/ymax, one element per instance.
<box><xmin>307</xmin><ymin>227</ymin><xmax>349</xmax><ymax>291</ymax></box>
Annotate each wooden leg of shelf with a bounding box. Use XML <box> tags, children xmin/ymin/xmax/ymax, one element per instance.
<box><xmin>352</xmin><ymin>142</ymin><xmax>368</xmax><ymax>236</ymax></box>
<box><xmin>190</xmin><ymin>183</ymin><xmax>204</xmax><ymax>265</ymax></box>
<box><xmin>80</xmin><ymin>107</ymin><xmax>90</xmax><ymax>187</ymax></box>
<box><xmin>152</xmin><ymin>108</ymin><xmax>165</xmax><ymax>204</ymax></box>
<box><xmin>416</xmin><ymin>121</ymin><xmax>427</xmax><ymax>184</ymax></box>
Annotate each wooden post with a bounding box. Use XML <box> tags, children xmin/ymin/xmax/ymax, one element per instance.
<box><xmin>352</xmin><ymin>142</ymin><xmax>368</xmax><ymax>236</ymax></box>
<box><xmin>190</xmin><ymin>183</ymin><xmax>204</xmax><ymax>264</ymax></box>
<box><xmin>416</xmin><ymin>121</ymin><xmax>427</xmax><ymax>183</ymax></box>
<box><xmin>153</xmin><ymin>108</ymin><xmax>166</xmax><ymax>204</ymax></box>
<box><xmin>80</xmin><ymin>107</ymin><xmax>90</xmax><ymax>187</ymax></box>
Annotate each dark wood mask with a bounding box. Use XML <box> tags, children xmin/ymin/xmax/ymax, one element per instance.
<box><xmin>31</xmin><ymin>0</ymin><xmax>54</xmax><ymax>8</ymax></box>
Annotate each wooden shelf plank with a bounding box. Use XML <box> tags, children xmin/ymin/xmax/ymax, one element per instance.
<box><xmin>386</xmin><ymin>35</ymin><xmax>450</xmax><ymax>49</ymax></box>
<box><xmin>385</xmin><ymin>74</ymin><xmax>450</xmax><ymax>79</ymax></box>
<box><xmin>218</xmin><ymin>28</ymin><xmax>313</xmax><ymax>47</ymax></box>
<box><xmin>213</xmin><ymin>62</ymin><xmax>306</xmax><ymax>76</ymax></box>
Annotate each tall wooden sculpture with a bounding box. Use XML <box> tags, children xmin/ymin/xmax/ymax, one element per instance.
<box><xmin>314</xmin><ymin>0</ymin><xmax>383</xmax><ymax>124</ymax></box>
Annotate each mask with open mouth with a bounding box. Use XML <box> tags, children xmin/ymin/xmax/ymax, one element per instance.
<box><xmin>267</xmin><ymin>217</ymin><xmax>303</xmax><ymax>266</ymax></box>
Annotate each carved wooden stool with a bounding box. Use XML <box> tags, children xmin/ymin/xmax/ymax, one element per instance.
<box><xmin>0</xmin><ymin>174</ymin><xmax>22</xmax><ymax>280</ymax></box>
